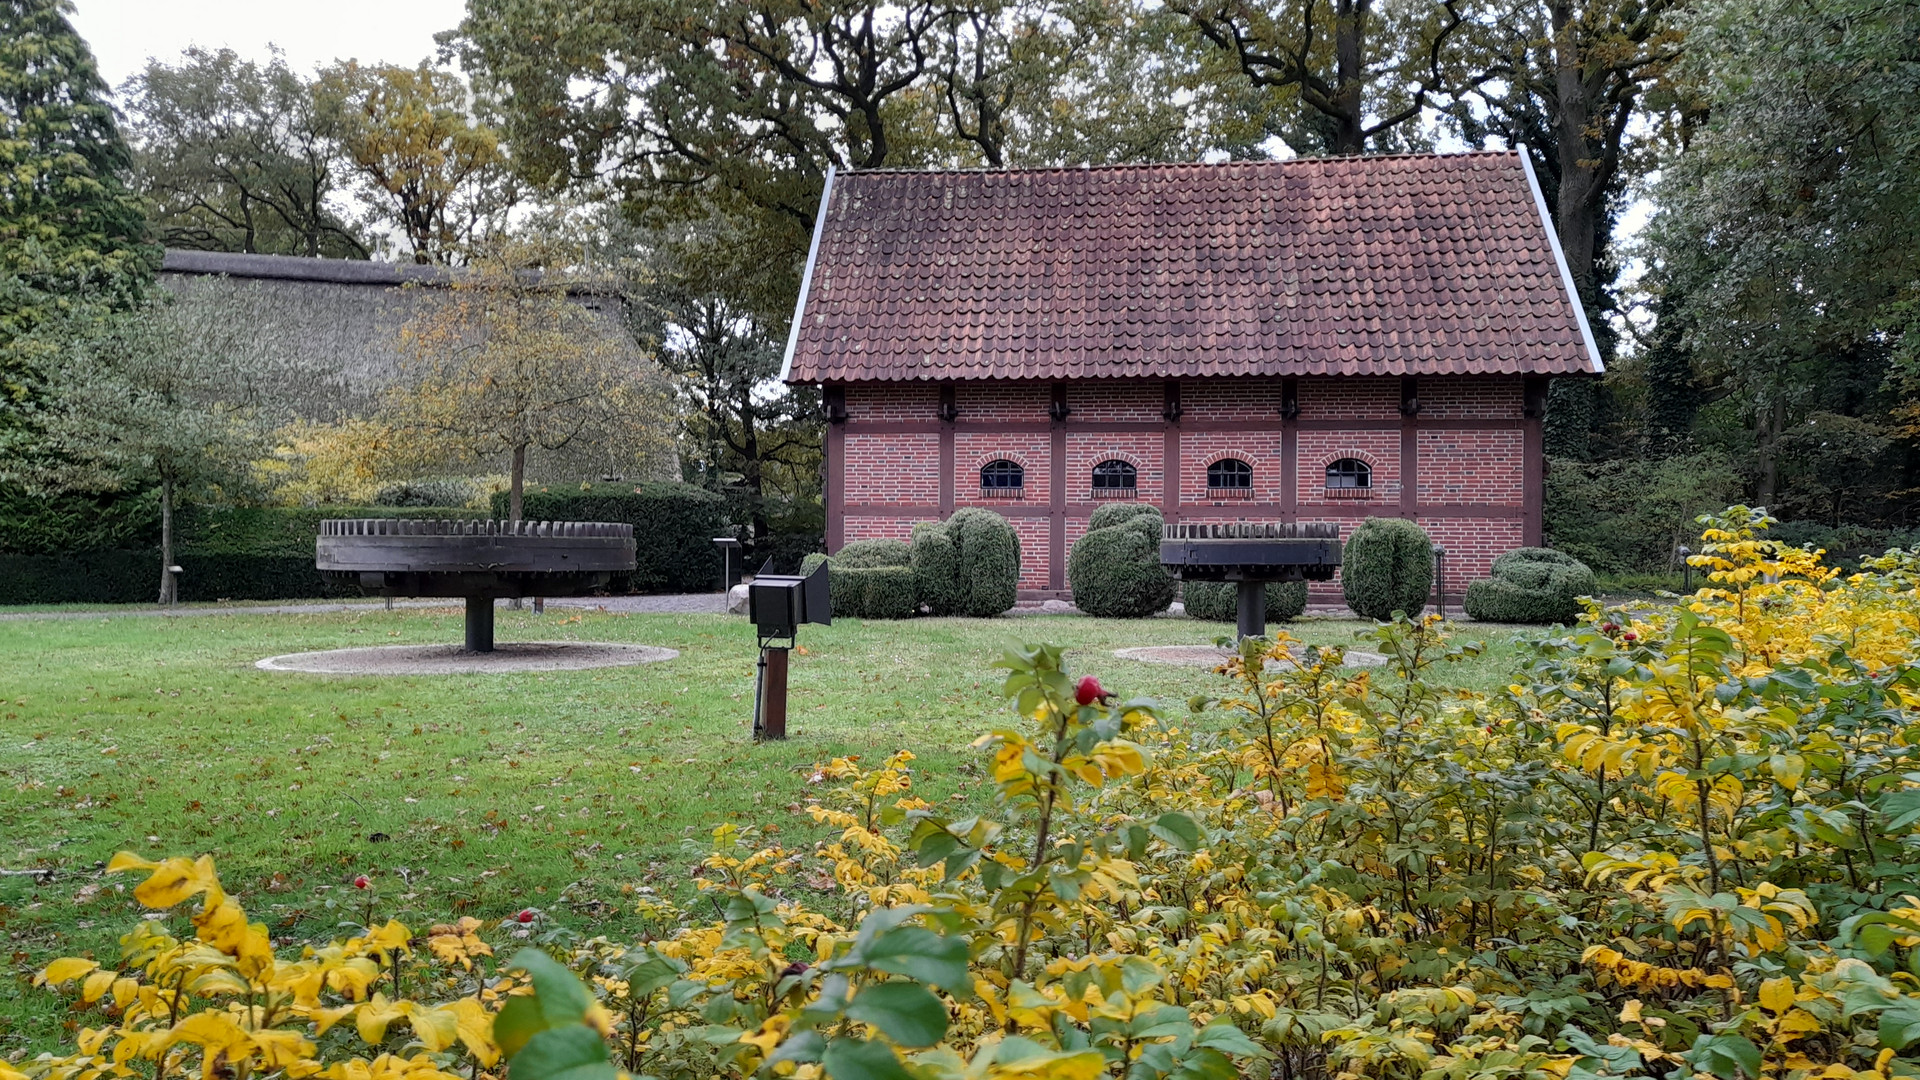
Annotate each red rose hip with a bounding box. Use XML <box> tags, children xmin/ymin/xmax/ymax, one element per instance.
<box><xmin>353</xmin><ymin>875</ymin><xmax>370</xmax><ymax>889</ymax></box>
<box><xmin>515</xmin><ymin>909</ymin><xmax>535</xmax><ymax>924</ymax></box>
<box><xmin>1075</xmin><ymin>676</ymin><xmax>1106</xmax><ymax>706</ymax></box>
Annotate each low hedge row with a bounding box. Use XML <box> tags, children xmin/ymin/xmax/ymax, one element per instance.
<box><xmin>493</xmin><ymin>482</ymin><xmax>729</xmax><ymax>594</ymax></box>
<box><xmin>798</xmin><ymin>509</ymin><xmax>1022</xmax><ymax>619</ymax></box>
<box><xmin>1182</xmin><ymin>580</ymin><xmax>1308</xmax><ymax>623</ymax></box>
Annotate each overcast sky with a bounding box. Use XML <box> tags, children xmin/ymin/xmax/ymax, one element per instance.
<box><xmin>70</xmin><ymin>0</ymin><xmax>470</xmax><ymax>90</ymax></box>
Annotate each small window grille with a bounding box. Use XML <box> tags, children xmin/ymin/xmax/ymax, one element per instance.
<box><xmin>1091</xmin><ymin>459</ymin><xmax>1137</xmax><ymax>497</ymax></box>
<box><xmin>1206</xmin><ymin>458</ymin><xmax>1253</xmax><ymax>498</ymax></box>
<box><xmin>1326</xmin><ymin>458</ymin><xmax>1372</xmax><ymax>495</ymax></box>
<box><xmin>980</xmin><ymin>459</ymin><xmax>1024</xmax><ymax>497</ymax></box>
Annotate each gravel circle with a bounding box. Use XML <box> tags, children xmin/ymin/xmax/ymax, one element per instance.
<box><xmin>1114</xmin><ymin>644</ymin><xmax>1388</xmax><ymax>668</ymax></box>
<box><xmin>256</xmin><ymin>641</ymin><xmax>680</xmax><ymax>675</ymax></box>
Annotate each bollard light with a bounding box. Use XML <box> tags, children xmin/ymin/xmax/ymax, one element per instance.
<box><xmin>745</xmin><ymin>559</ymin><xmax>830</xmax><ymax>740</ymax></box>
<box><xmin>1678</xmin><ymin>545</ymin><xmax>1692</xmax><ymax>593</ymax></box>
<box><xmin>712</xmin><ymin>536</ymin><xmax>743</xmax><ymax>592</ymax></box>
<box><xmin>1431</xmin><ymin>545</ymin><xmax>1447</xmax><ymax>619</ymax></box>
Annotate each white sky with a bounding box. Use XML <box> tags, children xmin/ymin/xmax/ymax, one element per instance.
<box><xmin>71</xmin><ymin>0</ymin><xmax>470</xmax><ymax>89</ymax></box>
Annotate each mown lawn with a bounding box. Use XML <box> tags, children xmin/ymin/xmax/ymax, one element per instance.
<box><xmin>0</xmin><ymin>604</ymin><xmax>1530</xmax><ymax>1052</ymax></box>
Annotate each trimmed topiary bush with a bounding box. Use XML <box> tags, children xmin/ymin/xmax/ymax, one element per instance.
<box><xmin>1069</xmin><ymin>505</ymin><xmax>1174</xmax><ymax>617</ymax></box>
<box><xmin>1342</xmin><ymin>517</ymin><xmax>1433</xmax><ymax>619</ymax></box>
<box><xmin>1463</xmin><ymin>547</ymin><xmax>1596</xmax><ymax>624</ymax></box>
<box><xmin>910</xmin><ymin>523</ymin><xmax>963</xmax><ymax>615</ymax></box>
<box><xmin>943</xmin><ymin>508</ymin><xmax>1022</xmax><ymax>616</ymax></box>
<box><xmin>1182</xmin><ymin>580</ymin><xmax>1308</xmax><ymax>623</ymax></box>
<box><xmin>801</xmin><ymin>542</ymin><xmax>919</xmax><ymax>619</ymax></box>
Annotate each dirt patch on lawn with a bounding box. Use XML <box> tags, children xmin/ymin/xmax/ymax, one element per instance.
<box><xmin>1113</xmin><ymin>644</ymin><xmax>1388</xmax><ymax>668</ymax></box>
<box><xmin>256</xmin><ymin>642</ymin><xmax>679</xmax><ymax>675</ymax></box>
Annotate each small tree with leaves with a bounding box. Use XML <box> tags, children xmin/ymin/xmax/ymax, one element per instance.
<box><xmin>388</xmin><ymin>247</ymin><xmax>670</xmax><ymax>523</ymax></box>
<box><xmin>13</xmin><ymin>291</ymin><xmax>289</xmax><ymax>603</ymax></box>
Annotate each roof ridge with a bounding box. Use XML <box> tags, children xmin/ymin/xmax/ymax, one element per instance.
<box><xmin>845</xmin><ymin>149</ymin><xmax>1518</xmax><ymax>176</ymax></box>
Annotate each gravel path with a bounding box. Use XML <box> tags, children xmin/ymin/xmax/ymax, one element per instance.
<box><xmin>0</xmin><ymin>593</ymin><xmax>731</xmax><ymax>621</ymax></box>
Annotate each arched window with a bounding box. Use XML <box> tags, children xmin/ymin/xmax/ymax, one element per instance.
<box><xmin>1091</xmin><ymin>459</ymin><xmax>1137</xmax><ymax>497</ymax></box>
<box><xmin>1206</xmin><ymin>458</ymin><xmax>1253</xmax><ymax>497</ymax></box>
<box><xmin>980</xmin><ymin>459</ymin><xmax>1025</xmax><ymax>496</ymax></box>
<box><xmin>1326</xmin><ymin>458</ymin><xmax>1371</xmax><ymax>491</ymax></box>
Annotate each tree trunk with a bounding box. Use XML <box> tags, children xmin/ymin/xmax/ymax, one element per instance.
<box><xmin>1756</xmin><ymin>395</ymin><xmax>1785</xmax><ymax>506</ymax></box>
<box><xmin>509</xmin><ymin>444</ymin><xmax>526</xmax><ymax>609</ymax></box>
<box><xmin>738</xmin><ymin>405</ymin><xmax>770</xmax><ymax>543</ymax></box>
<box><xmin>157</xmin><ymin>478</ymin><xmax>176</xmax><ymax>606</ymax></box>
<box><xmin>1330</xmin><ymin>0</ymin><xmax>1368</xmax><ymax>155</ymax></box>
<box><xmin>510</xmin><ymin>444</ymin><xmax>526</xmax><ymax>523</ymax></box>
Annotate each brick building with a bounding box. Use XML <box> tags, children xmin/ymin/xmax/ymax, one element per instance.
<box><xmin>780</xmin><ymin>151</ymin><xmax>1602</xmax><ymax>599</ymax></box>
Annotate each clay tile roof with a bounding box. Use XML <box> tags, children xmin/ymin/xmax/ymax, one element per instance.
<box><xmin>781</xmin><ymin>151</ymin><xmax>1602</xmax><ymax>383</ymax></box>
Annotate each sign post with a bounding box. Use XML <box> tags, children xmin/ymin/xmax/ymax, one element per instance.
<box><xmin>745</xmin><ymin>560</ymin><xmax>830</xmax><ymax>741</ymax></box>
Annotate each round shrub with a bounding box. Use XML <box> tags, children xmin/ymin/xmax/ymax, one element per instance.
<box><xmin>1342</xmin><ymin>517</ymin><xmax>1433</xmax><ymax>620</ymax></box>
<box><xmin>1182</xmin><ymin>579</ymin><xmax>1307</xmax><ymax>623</ymax></box>
<box><xmin>945</xmin><ymin>508</ymin><xmax>1021</xmax><ymax>616</ymax></box>
<box><xmin>1069</xmin><ymin>506</ymin><xmax>1174</xmax><ymax>617</ymax></box>
<box><xmin>1462</xmin><ymin>547</ymin><xmax>1596</xmax><ymax>624</ymax></box>
<box><xmin>1086</xmin><ymin>502</ymin><xmax>1163</xmax><ymax>532</ymax></box>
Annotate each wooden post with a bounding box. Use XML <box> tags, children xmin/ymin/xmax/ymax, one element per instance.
<box><xmin>754</xmin><ymin>647</ymin><xmax>790</xmax><ymax>740</ymax></box>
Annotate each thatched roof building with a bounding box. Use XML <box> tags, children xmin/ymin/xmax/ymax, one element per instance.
<box><xmin>159</xmin><ymin>250</ymin><xmax>676</xmax><ymax>482</ymax></box>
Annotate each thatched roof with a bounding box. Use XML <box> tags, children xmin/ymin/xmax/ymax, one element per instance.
<box><xmin>158</xmin><ymin>250</ymin><xmax>639</xmax><ymax>421</ymax></box>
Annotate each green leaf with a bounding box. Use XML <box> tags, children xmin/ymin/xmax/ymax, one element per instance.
<box><xmin>1150</xmin><ymin>811</ymin><xmax>1202</xmax><ymax>851</ymax></box>
<box><xmin>862</xmin><ymin>926</ymin><xmax>970</xmax><ymax>991</ymax></box>
<box><xmin>1193</xmin><ymin>1019</ymin><xmax>1265</xmax><ymax>1058</ymax></box>
<box><xmin>507</xmin><ymin>1026</ymin><xmax>618</xmax><ymax>1080</ymax></box>
<box><xmin>844</xmin><ymin>981</ymin><xmax>950</xmax><ymax>1047</ymax></box>
<box><xmin>822</xmin><ymin>1037</ymin><xmax>914</xmax><ymax>1080</ymax></box>
<box><xmin>496</xmin><ymin>949</ymin><xmax>597</xmax><ymax>1058</ymax></box>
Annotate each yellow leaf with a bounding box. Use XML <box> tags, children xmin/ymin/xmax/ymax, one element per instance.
<box><xmin>357</xmin><ymin>995</ymin><xmax>408</xmax><ymax>1045</ymax></box>
<box><xmin>1618</xmin><ymin>999</ymin><xmax>1643</xmax><ymax>1024</ymax></box>
<box><xmin>165</xmin><ymin>1012</ymin><xmax>251</xmax><ymax>1056</ymax></box>
<box><xmin>444</xmin><ymin>998</ymin><xmax>499</xmax><ymax>1067</ymax></box>
<box><xmin>1758</xmin><ymin>977</ymin><xmax>1795</xmax><ymax>1014</ymax></box>
<box><xmin>401</xmin><ymin>1001</ymin><xmax>460</xmax><ymax>1053</ymax></box>
<box><xmin>39</xmin><ymin>957</ymin><xmax>99</xmax><ymax>985</ymax></box>
<box><xmin>251</xmin><ymin>1029</ymin><xmax>317</xmax><ymax>1068</ymax></box>
<box><xmin>81</xmin><ymin>969</ymin><xmax>116</xmax><ymax>1003</ymax></box>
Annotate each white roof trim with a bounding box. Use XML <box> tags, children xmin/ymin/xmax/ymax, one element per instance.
<box><xmin>1516</xmin><ymin>145</ymin><xmax>1604</xmax><ymax>374</ymax></box>
<box><xmin>779</xmin><ymin>165</ymin><xmax>837</xmax><ymax>384</ymax></box>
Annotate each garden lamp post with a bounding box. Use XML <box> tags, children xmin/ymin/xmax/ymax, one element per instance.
<box><xmin>745</xmin><ymin>559</ymin><xmax>830</xmax><ymax>740</ymax></box>
<box><xmin>1432</xmin><ymin>545</ymin><xmax>1446</xmax><ymax>619</ymax></box>
<box><xmin>1678</xmin><ymin>545</ymin><xmax>1692</xmax><ymax>593</ymax></box>
<box><xmin>712</xmin><ymin>536</ymin><xmax>742</xmax><ymax>592</ymax></box>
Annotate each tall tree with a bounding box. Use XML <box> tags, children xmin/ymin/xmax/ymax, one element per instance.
<box><xmin>1170</xmin><ymin>0</ymin><xmax>1494</xmax><ymax>155</ymax></box>
<box><xmin>387</xmin><ymin>245</ymin><xmax>673</xmax><ymax>521</ymax></box>
<box><xmin>1456</xmin><ymin>0</ymin><xmax>1683</xmax><ymax>336</ymax></box>
<box><xmin>122</xmin><ymin>48</ymin><xmax>368</xmax><ymax>258</ymax></box>
<box><xmin>0</xmin><ymin>0</ymin><xmax>157</xmax><ymax>405</ymax></box>
<box><xmin>14</xmin><ymin>290</ymin><xmax>290</xmax><ymax>604</ymax></box>
<box><xmin>455</xmin><ymin>0</ymin><xmax>1235</xmax><ymax>320</ymax></box>
<box><xmin>314</xmin><ymin>61</ymin><xmax>516</xmax><ymax>265</ymax></box>
<box><xmin>1648</xmin><ymin>0</ymin><xmax>1920</xmax><ymax>504</ymax></box>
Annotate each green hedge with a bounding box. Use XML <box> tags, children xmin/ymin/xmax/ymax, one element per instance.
<box><xmin>1182</xmin><ymin>580</ymin><xmax>1308</xmax><ymax>623</ymax></box>
<box><xmin>800</xmin><ymin>550</ymin><xmax>919</xmax><ymax>619</ymax></box>
<box><xmin>0</xmin><ymin>485</ymin><xmax>160</xmax><ymax>554</ymax></box>
<box><xmin>1342</xmin><ymin>517</ymin><xmax>1433</xmax><ymax>620</ymax></box>
<box><xmin>0</xmin><ymin>506</ymin><xmax>489</xmax><ymax>605</ymax></box>
<box><xmin>1069</xmin><ymin>505</ymin><xmax>1174</xmax><ymax>617</ymax></box>
<box><xmin>493</xmin><ymin>481</ymin><xmax>729</xmax><ymax>593</ymax></box>
<box><xmin>910</xmin><ymin>525</ymin><xmax>963</xmax><ymax>615</ymax></box>
<box><xmin>1462</xmin><ymin>547</ymin><xmax>1596</xmax><ymax>624</ymax></box>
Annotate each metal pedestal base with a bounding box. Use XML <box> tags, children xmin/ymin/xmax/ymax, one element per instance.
<box><xmin>464</xmin><ymin>596</ymin><xmax>494</xmax><ymax>653</ymax></box>
<box><xmin>753</xmin><ymin>647</ymin><xmax>789</xmax><ymax>740</ymax></box>
<box><xmin>1235</xmin><ymin>581</ymin><xmax>1267</xmax><ymax>640</ymax></box>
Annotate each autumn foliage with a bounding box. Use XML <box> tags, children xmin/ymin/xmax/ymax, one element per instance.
<box><xmin>26</xmin><ymin>507</ymin><xmax>1920</xmax><ymax>1080</ymax></box>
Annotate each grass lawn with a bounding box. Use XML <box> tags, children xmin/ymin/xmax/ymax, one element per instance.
<box><xmin>0</xmin><ymin>604</ymin><xmax>1534</xmax><ymax>1052</ymax></box>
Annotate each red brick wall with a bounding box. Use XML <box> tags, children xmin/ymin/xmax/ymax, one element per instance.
<box><xmin>831</xmin><ymin>377</ymin><xmax>1535</xmax><ymax>599</ymax></box>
